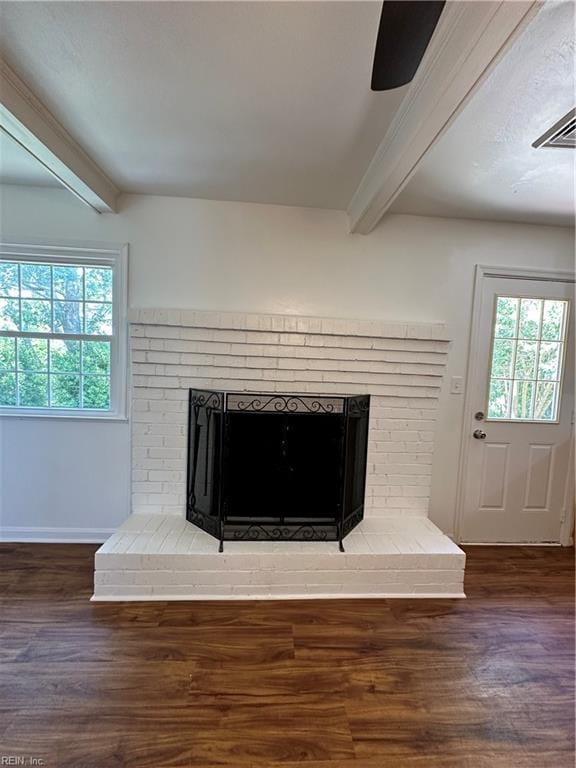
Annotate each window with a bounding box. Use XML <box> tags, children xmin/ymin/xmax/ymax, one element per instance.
<box><xmin>487</xmin><ymin>295</ymin><xmax>569</xmax><ymax>422</ymax></box>
<box><xmin>0</xmin><ymin>242</ymin><xmax>127</xmax><ymax>418</ymax></box>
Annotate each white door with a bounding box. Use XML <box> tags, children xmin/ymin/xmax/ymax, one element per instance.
<box><xmin>460</xmin><ymin>270</ymin><xmax>574</xmax><ymax>543</ymax></box>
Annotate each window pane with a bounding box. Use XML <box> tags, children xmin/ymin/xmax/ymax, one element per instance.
<box><xmin>19</xmin><ymin>373</ymin><xmax>48</xmax><ymax>407</ymax></box>
<box><xmin>488</xmin><ymin>379</ymin><xmax>511</xmax><ymax>419</ymax></box>
<box><xmin>538</xmin><ymin>342</ymin><xmax>561</xmax><ymax>381</ymax></box>
<box><xmin>518</xmin><ymin>298</ymin><xmax>541</xmax><ymax>340</ymax></box>
<box><xmin>53</xmin><ymin>265</ymin><xmax>83</xmax><ymax>300</ymax></box>
<box><xmin>514</xmin><ymin>341</ymin><xmax>537</xmax><ymax>380</ymax></box>
<box><xmin>0</xmin><ymin>372</ymin><xmax>16</xmax><ymax>405</ymax></box>
<box><xmin>491</xmin><ymin>339</ymin><xmax>514</xmax><ymax>378</ymax></box>
<box><xmin>0</xmin><ymin>263</ymin><xmax>19</xmax><ymax>297</ymax></box>
<box><xmin>21</xmin><ymin>299</ymin><xmax>51</xmax><ymax>332</ymax></box>
<box><xmin>512</xmin><ymin>380</ymin><xmax>534</xmax><ymax>420</ymax></box>
<box><xmin>85</xmin><ymin>303</ymin><xmax>112</xmax><ymax>335</ymax></box>
<box><xmin>53</xmin><ymin>301</ymin><xmax>83</xmax><ymax>334</ymax></box>
<box><xmin>18</xmin><ymin>338</ymin><xmax>48</xmax><ymax>372</ymax></box>
<box><xmin>51</xmin><ymin>374</ymin><xmax>81</xmax><ymax>408</ymax></box>
<box><xmin>83</xmin><ymin>341</ymin><xmax>111</xmax><ymax>374</ymax></box>
<box><xmin>83</xmin><ymin>375</ymin><xmax>110</xmax><ymax>409</ymax></box>
<box><xmin>0</xmin><ymin>337</ymin><xmax>16</xmax><ymax>370</ymax></box>
<box><xmin>85</xmin><ymin>267</ymin><xmax>112</xmax><ymax>301</ymax></box>
<box><xmin>50</xmin><ymin>339</ymin><xmax>80</xmax><ymax>373</ymax></box>
<box><xmin>0</xmin><ymin>298</ymin><xmax>20</xmax><ymax>330</ymax></box>
<box><xmin>494</xmin><ymin>297</ymin><xmax>518</xmax><ymax>338</ymax></box>
<box><xmin>534</xmin><ymin>382</ymin><xmax>557</xmax><ymax>421</ymax></box>
<box><xmin>542</xmin><ymin>300</ymin><xmax>566</xmax><ymax>341</ymax></box>
<box><xmin>20</xmin><ymin>263</ymin><xmax>51</xmax><ymax>298</ymax></box>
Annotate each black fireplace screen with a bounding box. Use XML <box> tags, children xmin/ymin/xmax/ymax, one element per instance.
<box><xmin>186</xmin><ymin>390</ymin><xmax>370</xmax><ymax>551</ymax></box>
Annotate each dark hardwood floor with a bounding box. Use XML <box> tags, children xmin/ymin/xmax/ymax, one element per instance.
<box><xmin>0</xmin><ymin>543</ymin><xmax>573</xmax><ymax>768</ymax></box>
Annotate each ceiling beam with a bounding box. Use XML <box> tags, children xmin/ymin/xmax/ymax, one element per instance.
<box><xmin>0</xmin><ymin>58</ymin><xmax>119</xmax><ymax>213</ymax></box>
<box><xmin>347</xmin><ymin>1</ymin><xmax>541</xmax><ymax>234</ymax></box>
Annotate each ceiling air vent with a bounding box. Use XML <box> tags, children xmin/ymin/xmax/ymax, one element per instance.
<box><xmin>532</xmin><ymin>108</ymin><xmax>576</xmax><ymax>149</ymax></box>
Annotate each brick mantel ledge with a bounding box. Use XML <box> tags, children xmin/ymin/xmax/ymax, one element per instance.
<box><xmin>129</xmin><ymin>308</ymin><xmax>449</xmax><ymax>342</ymax></box>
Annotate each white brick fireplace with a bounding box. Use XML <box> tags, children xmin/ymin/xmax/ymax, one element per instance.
<box><xmin>94</xmin><ymin>309</ymin><xmax>465</xmax><ymax>599</ymax></box>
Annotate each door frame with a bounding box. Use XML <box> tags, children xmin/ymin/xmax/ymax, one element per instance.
<box><xmin>454</xmin><ymin>264</ymin><xmax>576</xmax><ymax>545</ymax></box>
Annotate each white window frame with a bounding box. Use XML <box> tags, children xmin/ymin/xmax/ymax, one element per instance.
<box><xmin>0</xmin><ymin>240</ymin><xmax>128</xmax><ymax>420</ymax></box>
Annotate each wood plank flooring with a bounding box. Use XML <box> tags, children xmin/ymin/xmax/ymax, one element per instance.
<box><xmin>0</xmin><ymin>543</ymin><xmax>573</xmax><ymax>767</ymax></box>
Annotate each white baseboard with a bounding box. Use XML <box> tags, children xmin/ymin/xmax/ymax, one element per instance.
<box><xmin>0</xmin><ymin>526</ymin><xmax>115</xmax><ymax>543</ymax></box>
<box><xmin>92</xmin><ymin>591</ymin><xmax>467</xmax><ymax>602</ymax></box>
<box><xmin>461</xmin><ymin>541</ymin><xmax>562</xmax><ymax>546</ymax></box>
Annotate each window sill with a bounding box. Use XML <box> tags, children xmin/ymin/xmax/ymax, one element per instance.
<box><xmin>0</xmin><ymin>408</ymin><xmax>128</xmax><ymax>422</ymax></box>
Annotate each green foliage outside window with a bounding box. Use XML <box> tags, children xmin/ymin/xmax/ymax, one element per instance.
<box><xmin>0</xmin><ymin>261</ymin><xmax>113</xmax><ymax>410</ymax></box>
<box><xmin>488</xmin><ymin>296</ymin><xmax>567</xmax><ymax>421</ymax></box>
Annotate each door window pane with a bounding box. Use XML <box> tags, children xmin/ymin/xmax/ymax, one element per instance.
<box><xmin>534</xmin><ymin>382</ymin><xmax>557</xmax><ymax>421</ymax></box>
<box><xmin>518</xmin><ymin>298</ymin><xmax>541</xmax><ymax>340</ymax></box>
<box><xmin>487</xmin><ymin>295</ymin><xmax>569</xmax><ymax>421</ymax></box>
<box><xmin>538</xmin><ymin>342</ymin><xmax>561</xmax><ymax>381</ymax></box>
<box><xmin>514</xmin><ymin>341</ymin><xmax>537</xmax><ymax>379</ymax></box>
<box><xmin>542</xmin><ymin>300</ymin><xmax>566</xmax><ymax>341</ymax></box>
<box><xmin>511</xmin><ymin>380</ymin><xmax>534</xmax><ymax>419</ymax></box>
<box><xmin>494</xmin><ymin>297</ymin><xmax>518</xmax><ymax>338</ymax></box>
<box><xmin>490</xmin><ymin>339</ymin><xmax>514</xmax><ymax>378</ymax></box>
<box><xmin>488</xmin><ymin>379</ymin><xmax>511</xmax><ymax>419</ymax></box>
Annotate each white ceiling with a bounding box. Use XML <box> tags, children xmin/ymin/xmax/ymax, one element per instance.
<box><xmin>0</xmin><ymin>1</ymin><xmax>407</xmax><ymax>209</ymax></box>
<box><xmin>390</xmin><ymin>0</ymin><xmax>575</xmax><ymax>227</ymax></box>
<box><xmin>0</xmin><ymin>1</ymin><xmax>573</xmax><ymax>227</ymax></box>
<box><xmin>0</xmin><ymin>130</ymin><xmax>61</xmax><ymax>187</ymax></box>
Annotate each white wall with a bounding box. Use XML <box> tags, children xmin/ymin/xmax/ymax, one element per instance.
<box><xmin>1</xmin><ymin>418</ymin><xmax>130</xmax><ymax>541</ymax></box>
<box><xmin>1</xmin><ymin>185</ymin><xmax>573</xmax><ymax>538</ymax></box>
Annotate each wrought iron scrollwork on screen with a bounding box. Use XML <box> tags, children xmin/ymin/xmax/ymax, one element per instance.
<box><xmin>231</xmin><ymin>524</ymin><xmax>331</xmax><ymax>541</ymax></box>
<box><xmin>342</xmin><ymin>508</ymin><xmax>364</xmax><ymax>537</ymax></box>
<box><xmin>190</xmin><ymin>390</ymin><xmax>224</xmax><ymax>410</ymax></box>
<box><xmin>347</xmin><ymin>395</ymin><xmax>370</xmax><ymax>416</ymax></box>
<box><xmin>229</xmin><ymin>394</ymin><xmax>341</xmax><ymax>414</ymax></box>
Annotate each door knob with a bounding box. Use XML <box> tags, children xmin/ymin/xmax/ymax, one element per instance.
<box><xmin>473</xmin><ymin>429</ymin><xmax>487</xmax><ymax>440</ymax></box>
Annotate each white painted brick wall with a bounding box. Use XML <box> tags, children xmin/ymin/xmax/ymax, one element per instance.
<box><xmin>129</xmin><ymin>309</ymin><xmax>449</xmax><ymax>519</ymax></box>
